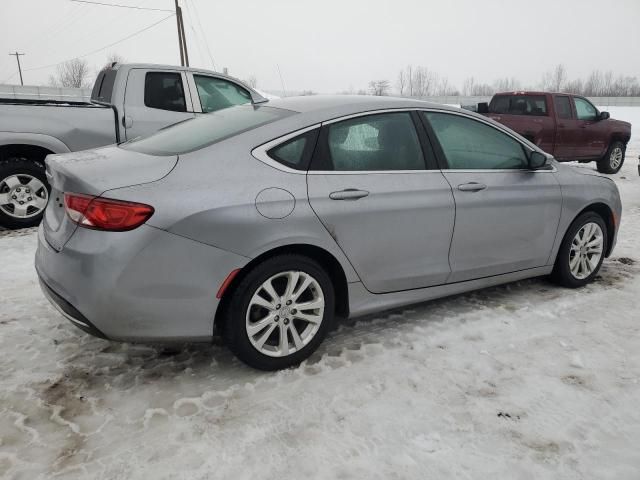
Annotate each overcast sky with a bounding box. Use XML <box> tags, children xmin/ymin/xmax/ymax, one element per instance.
<box><xmin>1</xmin><ymin>0</ymin><xmax>639</xmax><ymax>92</ymax></box>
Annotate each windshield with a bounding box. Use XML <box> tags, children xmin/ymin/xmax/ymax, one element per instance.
<box><xmin>120</xmin><ymin>105</ymin><xmax>294</xmax><ymax>156</ymax></box>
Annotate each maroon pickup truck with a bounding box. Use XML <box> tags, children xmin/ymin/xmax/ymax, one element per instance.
<box><xmin>475</xmin><ymin>92</ymin><xmax>631</xmax><ymax>174</ymax></box>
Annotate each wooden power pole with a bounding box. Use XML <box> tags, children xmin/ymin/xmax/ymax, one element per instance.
<box><xmin>174</xmin><ymin>0</ymin><xmax>189</xmax><ymax>67</ymax></box>
<box><xmin>9</xmin><ymin>52</ymin><xmax>25</xmax><ymax>85</ymax></box>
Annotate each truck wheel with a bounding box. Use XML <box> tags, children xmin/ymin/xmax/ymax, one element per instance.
<box><xmin>597</xmin><ymin>141</ymin><xmax>625</xmax><ymax>174</ymax></box>
<box><xmin>0</xmin><ymin>157</ymin><xmax>50</xmax><ymax>229</ymax></box>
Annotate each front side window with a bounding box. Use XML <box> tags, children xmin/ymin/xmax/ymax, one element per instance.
<box><xmin>194</xmin><ymin>75</ymin><xmax>251</xmax><ymax>113</ymax></box>
<box><xmin>424</xmin><ymin>112</ymin><xmax>528</xmax><ymax>170</ymax></box>
<box><xmin>314</xmin><ymin>112</ymin><xmax>425</xmax><ymax>171</ymax></box>
<box><xmin>144</xmin><ymin>72</ymin><xmax>186</xmax><ymax>112</ymax></box>
<box><xmin>121</xmin><ymin>105</ymin><xmax>293</xmax><ymax>156</ymax></box>
<box><xmin>554</xmin><ymin>96</ymin><xmax>572</xmax><ymax>119</ymax></box>
<box><xmin>574</xmin><ymin>97</ymin><xmax>598</xmax><ymax>121</ymax></box>
<box><xmin>490</xmin><ymin>95</ymin><xmax>548</xmax><ymax>116</ymax></box>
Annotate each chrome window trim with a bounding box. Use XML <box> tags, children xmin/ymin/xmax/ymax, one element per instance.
<box><xmin>251</xmin><ymin>107</ymin><xmax>557</xmax><ymax>175</ymax></box>
<box><xmin>251</xmin><ymin>124</ymin><xmax>321</xmax><ymax>175</ymax></box>
<box><xmin>185</xmin><ymin>72</ymin><xmax>202</xmax><ymax>113</ymax></box>
<box><xmin>179</xmin><ymin>71</ymin><xmax>195</xmax><ymax>113</ymax></box>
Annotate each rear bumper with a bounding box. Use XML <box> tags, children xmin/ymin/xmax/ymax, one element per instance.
<box><xmin>38</xmin><ymin>277</ymin><xmax>108</xmax><ymax>339</ymax></box>
<box><xmin>35</xmin><ymin>223</ymin><xmax>249</xmax><ymax>342</ymax></box>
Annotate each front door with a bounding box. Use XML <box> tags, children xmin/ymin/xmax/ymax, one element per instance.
<box><xmin>572</xmin><ymin>96</ymin><xmax>608</xmax><ymax>159</ymax></box>
<box><xmin>123</xmin><ymin>68</ymin><xmax>195</xmax><ymax>140</ymax></box>
<box><xmin>422</xmin><ymin>111</ymin><xmax>562</xmax><ymax>283</ymax></box>
<box><xmin>307</xmin><ymin>111</ymin><xmax>455</xmax><ymax>294</ymax></box>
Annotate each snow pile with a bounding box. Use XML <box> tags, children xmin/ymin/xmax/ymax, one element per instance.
<box><xmin>0</xmin><ymin>114</ymin><xmax>639</xmax><ymax>479</ymax></box>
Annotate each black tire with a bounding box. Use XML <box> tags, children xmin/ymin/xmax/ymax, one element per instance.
<box><xmin>596</xmin><ymin>141</ymin><xmax>625</xmax><ymax>174</ymax></box>
<box><xmin>0</xmin><ymin>157</ymin><xmax>49</xmax><ymax>229</ymax></box>
<box><xmin>551</xmin><ymin>212</ymin><xmax>608</xmax><ymax>288</ymax></box>
<box><xmin>222</xmin><ymin>254</ymin><xmax>335</xmax><ymax>370</ymax></box>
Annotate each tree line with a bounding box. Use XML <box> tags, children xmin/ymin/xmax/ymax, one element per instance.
<box><xmin>365</xmin><ymin>64</ymin><xmax>640</xmax><ymax>97</ymax></box>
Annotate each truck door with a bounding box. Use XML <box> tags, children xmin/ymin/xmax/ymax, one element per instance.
<box><xmin>572</xmin><ymin>96</ymin><xmax>608</xmax><ymax>159</ymax></box>
<box><xmin>123</xmin><ymin>69</ymin><xmax>195</xmax><ymax>140</ymax></box>
<box><xmin>552</xmin><ymin>95</ymin><xmax>576</xmax><ymax>159</ymax></box>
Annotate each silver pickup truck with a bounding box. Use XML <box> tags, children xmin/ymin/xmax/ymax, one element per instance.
<box><xmin>0</xmin><ymin>63</ymin><xmax>266</xmax><ymax>229</ymax></box>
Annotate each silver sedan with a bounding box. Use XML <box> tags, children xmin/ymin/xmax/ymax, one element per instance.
<box><xmin>36</xmin><ymin>96</ymin><xmax>621</xmax><ymax>370</ymax></box>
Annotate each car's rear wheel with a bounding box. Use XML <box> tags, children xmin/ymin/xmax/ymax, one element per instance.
<box><xmin>597</xmin><ymin>141</ymin><xmax>625</xmax><ymax>174</ymax></box>
<box><xmin>222</xmin><ymin>254</ymin><xmax>335</xmax><ymax>370</ymax></box>
<box><xmin>0</xmin><ymin>157</ymin><xmax>49</xmax><ymax>229</ymax></box>
<box><xmin>552</xmin><ymin>212</ymin><xmax>607</xmax><ymax>288</ymax></box>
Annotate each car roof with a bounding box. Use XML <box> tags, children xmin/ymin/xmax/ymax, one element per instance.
<box><xmin>266</xmin><ymin>95</ymin><xmax>454</xmax><ymax>114</ymax></box>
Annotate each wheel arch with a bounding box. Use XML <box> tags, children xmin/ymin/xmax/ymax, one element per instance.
<box><xmin>570</xmin><ymin>202</ymin><xmax>616</xmax><ymax>257</ymax></box>
<box><xmin>0</xmin><ymin>143</ymin><xmax>56</xmax><ymax>166</ymax></box>
<box><xmin>214</xmin><ymin>243</ymin><xmax>350</xmax><ymax>331</ymax></box>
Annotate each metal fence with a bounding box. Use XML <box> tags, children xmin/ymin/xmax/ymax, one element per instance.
<box><xmin>0</xmin><ymin>84</ymin><xmax>92</xmax><ymax>102</ymax></box>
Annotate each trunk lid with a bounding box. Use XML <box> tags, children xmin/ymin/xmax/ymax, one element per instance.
<box><xmin>43</xmin><ymin>146</ymin><xmax>177</xmax><ymax>251</ymax></box>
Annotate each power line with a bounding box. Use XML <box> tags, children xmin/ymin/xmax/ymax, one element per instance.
<box><xmin>69</xmin><ymin>0</ymin><xmax>173</xmax><ymax>12</ymax></box>
<box><xmin>188</xmin><ymin>0</ymin><xmax>215</xmax><ymax>70</ymax></box>
<box><xmin>22</xmin><ymin>14</ymin><xmax>175</xmax><ymax>73</ymax></box>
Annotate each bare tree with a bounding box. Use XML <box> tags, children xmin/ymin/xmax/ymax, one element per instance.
<box><xmin>49</xmin><ymin>58</ymin><xmax>91</xmax><ymax>88</ymax></box>
<box><xmin>397</xmin><ymin>70</ymin><xmax>407</xmax><ymax>96</ymax></box>
<box><xmin>541</xmin><ymin>64</ymin><xmax>567</xmax><ymax>92</ymax></box>
<box><xmin>369</xmin><ymin>80</ymin><xmax>390</xmax><ymax>96</ymax></box>
<box><xmin>104</xmin><ymin>53</ymin><xmax>126</xmax><ymax>70</ymax></box>
<box><xmin>494</xmin><ymin>77</ymin><xmax>520</xmax><ymax>92</ymax></box>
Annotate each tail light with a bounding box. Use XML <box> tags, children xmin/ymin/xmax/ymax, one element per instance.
<box><xmin>64</xmin><ymin>193</ymin><xmax>154</xmax><ymax>231</ymax></box>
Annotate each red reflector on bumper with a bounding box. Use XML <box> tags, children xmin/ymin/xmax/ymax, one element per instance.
<box><xmin>216</xmin><ymin>269</ymin><xmax>241</xmax><ymax>299</ymax></box>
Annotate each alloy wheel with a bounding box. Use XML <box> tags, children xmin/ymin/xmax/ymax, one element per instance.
<box><xmin>610</xmin><ymin>147</ymin><xmax>623</xmax><ymax>170</ymax></box>
<box><xmin>245</xmin><ymin>270</ymin><xmax>325</xmax><ymax>357</ymax></box>
<box><xmin>569</xmin><ymin>222</ymin><xmax>604</xmax><ymax>280</ymax></box>
<box><xmin>0</xmin><ymin>174</ymin><xmax>48</xmax><ymax>219</ymax></box>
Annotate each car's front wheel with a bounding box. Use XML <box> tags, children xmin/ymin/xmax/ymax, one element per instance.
<box><xmin>222</xmin><ymin>254</ymin><xmax>335</xmax><ymax>370</ymax></box>
<box><xmin>552</xmin><ymin>212</ymin><xmax>608</xmax><ymax>288</ymax></box>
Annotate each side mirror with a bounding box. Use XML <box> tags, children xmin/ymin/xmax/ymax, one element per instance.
<box><xmin>599</xmin><ymin>111</ymin><xmax>610</xmax><ymax>120</ymax></box>
<box><xmin>477</xmin><ymin>102</ymin><xmax>489</xmax><ymax>114</ymax></box>
<box><xmin>529</xmin><ymin>151</ymin><xmax>548</xmax><ymax>170</ymax></box>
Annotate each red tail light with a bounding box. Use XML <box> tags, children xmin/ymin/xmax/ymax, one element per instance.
<box><xmin>64</xmin><ymin>193</ymin><xmax>154</xmax><ymax>231</ymax></box>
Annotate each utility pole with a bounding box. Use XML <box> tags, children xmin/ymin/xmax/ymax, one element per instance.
<box><xmin>174</xmin><ymin>0</ymin><xmax>189</xmax><ymax>67</ymax></box>
<box><xmin>9</xmin><ymin>52</ymin><xmax>25</xmax><ymax>85</ymax></box>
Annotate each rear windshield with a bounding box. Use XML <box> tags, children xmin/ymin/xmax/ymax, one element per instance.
<box><xmin>490</xmin><ymin>95</ymin><xmax>548</xmax><ymax>116</ymax></box>
<box><xmin>91</xmin><ymin>68</ymin><xmax>117</xmax><ymax>104</ymax></box>
<box><xmin>120</xmin><ymin>105</ymin><xmax>293</xmax><ymax>155</ymax></box>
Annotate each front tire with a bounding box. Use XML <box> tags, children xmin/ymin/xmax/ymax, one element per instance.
<box><xmin>222</xmin><ymin>254</ymin><xmax>335</xmax><ymax>370</ymax></box>
<box><xmin>0</xmin><ymin>157</ymin><xmax>50</xmax><ymax>229</ymax></box>
<box><xmin>552</xmin><ymin>212</ymin><xmax>608</xmax><ymax>288</ymax></box>
<box><xmin>597</xmin><ymin>141</ymin><xmax>625</xmax><ymax>174</ymax></box>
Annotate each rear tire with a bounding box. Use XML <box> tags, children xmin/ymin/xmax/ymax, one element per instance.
<box><xmin>222</xmin><ymin>254</ymin><xmax>335</xmax><ymax>370</ymax></box>
<box><xmin>552</xmin><ymin>212</ymin><xmax>608</xmax><ymax>288</ymax></box>
<box><xmin>596</xmin><ymin>141</ymin><xmax>625</xmax><ymax>174</ymax></box>
<box><xmin>0</xmin><ymin>157</ymin><xmax>50</xmax><ymax>229</ymax></box>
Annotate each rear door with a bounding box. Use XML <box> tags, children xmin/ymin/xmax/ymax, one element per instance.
<box><xmin>422</xmin><ymin>111</ymin><xmax>562</xmax><ymax>283</ymax></box>
<box><xmin>552</xmin><ymin>94</ymin><xmax>576</xmax><ymax>159</ymax></box>
<box><xmin>306</xmin><ymin>111</ymin><xmax>455</xmax><ymax>293</ymax></box>
<box><xmin>123</xmin><ymin>69</ymin><xmax>195</xmax><ymax>140</ymax></box>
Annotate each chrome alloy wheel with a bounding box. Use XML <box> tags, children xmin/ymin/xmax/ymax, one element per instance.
<box><xmin>0</xmin><ymin>174</ymin><xmax>48</xmax><ymax>219</ymax></box>
<box><xmin>610</xmin><ymin>146</ymin><xmax>623</xmax><ymax>170</ymax></box>
<box><xmin>246</xmin><ymin>271</ymin><xmax>325</xmax><ymax>357</ymax></box>
<box><xmin>569</xmin><ymin>222</ymin><xmax>604</xmax><ymax>280</ymax></box>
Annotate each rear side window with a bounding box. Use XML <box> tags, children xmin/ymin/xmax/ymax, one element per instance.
<box><xmin>268</xmin><ymin>130</ymin><xmax>319</xmax><ymax>170</ymax></box>
<box><xmin>490</xmin><ymin>95</ymin><xmax>548</xmax><ymax>116</ymax></box>
<box><xmin>424</xmin><ymin>112</ymin><xmax>528</xmax><ymax>170</ymax></box>
<box><xmin>554</xmin><ymin>96</ymin><xmax>572</xmax><ymax>119</ymax></box>
<box><xmin>312</xmin><ymin>112</ymin><xmax>426</xmax><ymax>171</ymax></box>
<box><xmin>91</xmin><ymin>68</ymin><xmax>117</xmax><ymax>103</ymax></box>
<box><xmin>144</xmin><ymin>72</ymin><xmax>186</xmax><ymax>112</ymax></box>
<box><xmin>194</xmin><ymin>75</ymin><xmax>251</xmax><ymax>113</ymax></box>
<box><xmin>120</xmin><ymin>105</ymin><xmax>293</xmax><ymax>156</ymax></box>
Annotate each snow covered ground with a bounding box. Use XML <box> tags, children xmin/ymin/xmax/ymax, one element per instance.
<box><xmin>1</xmin><ymin>108</ymin><xmax>639</xmax><ymax>480</ymax></box>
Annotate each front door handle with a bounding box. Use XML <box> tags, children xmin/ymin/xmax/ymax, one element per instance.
<box><xmin>329</xmin><ymin>189</ymin><xmax>369</xmax><ymax>200</ymax></box>
<box><xmin>457</xmin><ymin>182</ymin><xmax>487</xmax><ymax>192</ymax></box>
<box><xmin>123</xmin><ymin>116</ymin><xmax>133</xmax><ymax>128</ymax></box>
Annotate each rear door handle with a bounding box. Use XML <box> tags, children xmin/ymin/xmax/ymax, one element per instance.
<box><xmin>329</xmin><ymin>189</ymin><xmax>369</xmax><ymax>200</ymax></box>
<box><xmin>457</xmin><ymin>182</ymin><xmax>487</xmax><ymax>192</ymax></box>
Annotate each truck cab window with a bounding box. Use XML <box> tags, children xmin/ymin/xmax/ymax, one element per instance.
<box><xmin>573</xmin><ymin>97</ymin><xmax>598</xmax><ymax>121</ymax></box>
<box><xmin>193</xmin><ymin>75</ymin><xmax>252</xmax><ymax>113</ymax></box>
<box><xmin>490</xmin><ymin>95</ymin><xmax>547</xmax><ymax>116</ymax></box>
<box><xmin>144</xmin><ymin>72</ymin><xmax>186</xmax><ymax>112</ymax></box>
<box><xmin>554</xmin><ymin>96</ymin><xmax>572</xmax><ymax>119</ymax></box>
